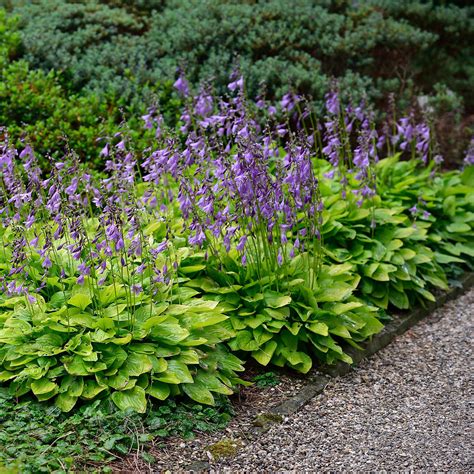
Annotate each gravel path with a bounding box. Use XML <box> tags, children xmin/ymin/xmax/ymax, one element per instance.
<box><xmin>216</xmin><ymin>288</ymin><xmax>474</xmax><ymax>472</ymax></box>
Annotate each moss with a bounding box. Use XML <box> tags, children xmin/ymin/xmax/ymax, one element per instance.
<box><xmin>207</xmin><ymin>438</ymin><xmax>243</xmax><ymax>461</ymax></box>
<box><xmin>253</xmin><ymin>412</ymin><xmax>283</xmax><ymax>428</ymax></box>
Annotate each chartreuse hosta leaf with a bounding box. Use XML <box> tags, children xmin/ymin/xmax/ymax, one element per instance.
<box><xmin>0</xmin><ymin>293</ymin><xmax>244</xmax><ymax>412</ymax></box>
<box><xmin>220</xmin><ymin>261</ymin><xmax>384</xmax><ymax>373</ymax></box>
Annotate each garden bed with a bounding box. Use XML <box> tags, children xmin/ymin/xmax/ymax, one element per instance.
<box><xmin>0</xmin><ymin>73</ymin><xmax>473</xmax><ymax>472</ymax></box>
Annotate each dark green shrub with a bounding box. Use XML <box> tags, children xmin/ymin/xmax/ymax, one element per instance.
<box><xmin>5</xmin><ymin>0</ymin><xmax>473</xmax><ymax>110</ymax></box>
<box><xmin>1</xmin><ymin>1</ymin><xmax>472</xmax><ymax>165</ymax></box>
<box><xmin>0</xmin><ymin>8</ymin><xmax>182</xmax><ymax>167</ymax></box>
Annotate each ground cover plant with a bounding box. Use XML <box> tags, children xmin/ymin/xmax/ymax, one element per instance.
<box><xmin>0</xmin><ymin>387</ymin><xmax>233</xmax><ymax>472</ymax></box>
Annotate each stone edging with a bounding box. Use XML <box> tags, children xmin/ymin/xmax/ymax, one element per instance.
<box><xmin>187</xmin><ymin>272</ymin><xmax>474</xmax><ymax>470</ymax></box>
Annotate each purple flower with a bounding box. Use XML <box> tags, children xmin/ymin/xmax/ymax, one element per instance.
<box><xmin>228</xmin><ymin>76</ymin><xmax>244</xmax><ymax>92</ymax></box>
<box><xmin>281</xmin><ymin>93</ymin><xmax>297</xmax><ymax>112</ymax></box>
<box><xmin>156</xmin><ymin>240</ymin><xmax>168</xmax><ymax>253</ymax></box>
<box><xmin>174</xmin><ymin>76</ymin><xmax>190</xmax><ymax>96</ymax></box>
<box><xmin>100</xmin><ymin>143</ymin><xmax>109</xmax><ymax>157</ymax></box>
<box><xmin>325</xmin><ymin>90</ymin><xmax>340</xmax><ymax>115</ymax></box>
<box><xmin>236</xmin><ymin>235</ymin><xmax>247</xmax><ymax>252</ymax></box>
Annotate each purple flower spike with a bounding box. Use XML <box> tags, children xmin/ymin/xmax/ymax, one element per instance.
<box><xmin>100</xmin><ymin>143</ymin><xmax>109</xmax><ymax>157</ymax></box>
<box><xmin>228</xmin><ymin>76</ymin><xmax>244</xmax><ymax>92</ymax></box>
<box><xmin>236</xmin><ymin>235</ymin><xmax>247</xmax><ymax>252</ymax></box>
<box><xmin>174</xmin><ymin>75</ymin><xmax>190</xmax><ymax>96</ymax></box>
<box><xmin>156</xmin><ymin>240</ymin><xmax>168</xmax><ymax>253</ymax></box>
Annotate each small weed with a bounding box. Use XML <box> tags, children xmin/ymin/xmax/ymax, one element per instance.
<box><xmin>252</xmin><ymin>372</ymin><xmax>281</xmax><ymax>389</ymax></box>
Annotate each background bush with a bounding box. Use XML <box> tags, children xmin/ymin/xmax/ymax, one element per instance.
<box><xmin>0</xmin><ymin>5</ymin><xmax>181</xmax><ymax>166</ymax></box>
<box><xmin>0</xmin><ymin>0</ymin><xmax>472</xmax><ymax>164</ymax></box>
<box><xmin>4</xmin><ymin>0</ymin><xmax>473</xmax><ymax>108</ymax></box>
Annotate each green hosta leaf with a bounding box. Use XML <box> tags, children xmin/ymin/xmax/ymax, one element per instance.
<box><xmin>36</xmin><ymin>387</ymin><xmax>59</xmax><ymax>401</ymax></box>
<box><xmin>329</xmin><ymin>325</ymin><xmax>352</xmax><ymax>338</ymax></box>
<box><xmin>329</xmin><ymin>302</ymin><xmax>364</xmax><ymax>315</ymax></box>
<box><xmin>285</xmin><ymin>321</ymin><xmax>303</xmax><ymax>335</ymax></box>
<box><xmin>389</xmin><ymin>289</ymin><xmax>409</xmax><ymax>309</ymax></box>
<box><xmin>111</xmin><ymin>386</ymin><xmax>147</xmax><ymax>413</ymax></box>
<box><xmin>60</xmin><ymin>375</ymin><xmax>84</xmax><ymax>397</ymax></box>
<box><xmin>31</xmin><ymin>378</ymin><xmax>58</xmax><ymax>396</ymax></box>
<box><xmin>180</xmin><ymin>264</ymin><xmax>206</xmax><ymax>273</ymax></box>
<box><xmin>232</xmin><ymin>330</ymin><xmax>259</xmax><ymax>351</ymax></box>
<box><xmin>358</xmin><ymin>315</ymin><xmax>384</xmax><ymax>338</ymax></box>
<box><xmin>155</xmin><ymin>360</ymin><xmax>193</xmax><ymax>384</ymax></box>
<box><xmin>446</xmin><ymin>222</ymin><xmax>471</xmax><ymax>233</ymax></box>
<box><xmin>0</xmin><ymin>370</ymin><xmax>17</xmax><ymax>382</ymax></box>
<box><xmin>147</xmin><ymin>381</ymin><xmax>170</xmax><ymax>400</ymax></box>
<box><xmin>150</xmin><ymin>318</ymin><xmax>190</xmax><ymax>344</ymax></box>
<box><xmin>434</xmin><ymin>252</ymin><xmax>465</xmax><ymax>264</ymax></box>
<box><xmin>121</xmin><ymin>353</ymin><xmax>153</xmax><ymax>377</ymax></box>
<box><xmin>372</xmin><ymin>264</ymin><xmax>397</xmax><ymax>282</ymax></box>
<box><xmin>393</xmin><ymin>227</ymin><xmax>416</xmax><ymax>239</ymax></box>
<box><xmin>62</xmin><ymin>355</ymin><xmax>90</xmax><ymax>376</ymax></box>
<box><xmin>399</xmin><ymin>248</ymin><xmax>416</xmax><ymax>260</ymax></box>
<box><xmin>184</xmin><ymin>277</ymin><xmax>220</xmax><ymax>292</ymax></box>
<box><xmin>111</xmin><ymin>333</ymin><xmax>133</xmax><ymax>345</ymax></box>
<box><xmin>55</xmin><ymin>393</ymin><xmax>78</xmax><ymax>412</ymax></box>
<box><xmin>177</xmin><ymin>350</ymin><xmax>200</xmax><ymax>365</ymax></box>
<box><xmin>328</xmin><ymin>263</ymin><xmax>353</xmax><ymax>276</ymax></box>
<box><xmin>0</xmin><ymin>296</ymin><xmax>27</xmax><ymax>308</ymax></box>
<box><xmin>262</xmin><ymin>307</ymin><xmax>289</xmax><ymax>320</ymax></box>
<box><xmin>243</xmin><ymin>313</ymin><xmax>268</xmax><ymax>329</ymax></box>
<box><xmin>306</xmin><ymin>322</ymin><xmax>329</xmax><ymax>336</ymax></box>
<box><xmin>48</xmin><ymin>291</ymin><xmax>70</xmax><ymax>309</ymax></box>
<box><xmin>252</xmin><ymin>326</ymin><xmax>274</xmax><ymax>345</ymax></box>
<box><xmin>182</xmin><ymin>379</ymin><xmax>215</xmax><ymax>405</ymax></box>
<box><xmin>186</xmin><ymin>300</ymin><xmax>222</xmax><ymax>312</ymax></box>
<box><xmin>150</xmin><ymin>356</ymin><xmax>167</xmax><ymax>373</ymax></box>
<box><xmin>264</xmin><ymin>292</ymin><xmax>292</xmax><ymax>308</ymax></box>
<box><xmin>279</xmin><ymin>348</ymin><xmax>312</xmax><ymax>374</ymax></box>
<box><xmin>195</xmin><ymin>371</ymin><xmax>233</xmax><ymax>395</ymax></box>
<box><xmin>180</xmin><ymin>311</ymin><xmax>228</xmax><ymax>329</ymax></box>
<box><xmin>252</xmin><ymin>340</ymin><xmax>277</xmax><ymax>366</ymax></box>
<box><xmin>82</xmin><ymin>380</ymin><xmax>107</xmax><ymax>399</ymax></box>
<box><xmin>98</xmin><ymin>284</ymin><xmax>127</xmax><ymax>306</ymax></box>
<box><xmin>106</xmin><ymin>372</ymin><xmax>132</xmax><ymax>390</ymax></box>
<box><xmin>415</xmin><ymin>287</ymin><xmax>436</xmax><ymax>302</ymax></box>
<box><xmin>103</xmin><ymin>304</ymin><xmax>128</xmax><ymax>319</ymax></box>
<box><xmin>68</xmin><ymin>293</ymin><xmax>92</xmax><ymax>311</ymax></box>
<box><xmin>386</xmin><ymin>239</ymin><xmax>403</xmax><ymax>251</ymax></box>
<box><xmin>314</xmin><ymin>283</ymin><xmax>353</xmax><ymax>302</ymax></box>
<box><xmin>140</xmin><ymin>314</ymin><xmax>169</xmax><ymax>331</ymax></box>
<box><xmin>68</xmin><ymin>312</ymin><xmax>96</xmax><ymax>328</ymax></box>
<box><xmin>170</xmin><ymin>287</ymin><xmax>200</xmax><ymax>302</ymax></box>
<box><xmin>241</xmin><ymin>293</ymin><xmax>264</xmax><ymax>304</ymax></box>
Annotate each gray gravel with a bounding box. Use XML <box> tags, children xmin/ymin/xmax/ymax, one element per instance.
<box><xmin>216</xmin><ymin>288</ymin><xmax>474</xmax><ymax>472</ymax></box>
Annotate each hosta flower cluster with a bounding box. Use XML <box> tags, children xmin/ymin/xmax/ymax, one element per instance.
<box><xmin>0</xmin><ymin>77</ymin><xmax>473</xmax><ymax>413</ymax></box>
